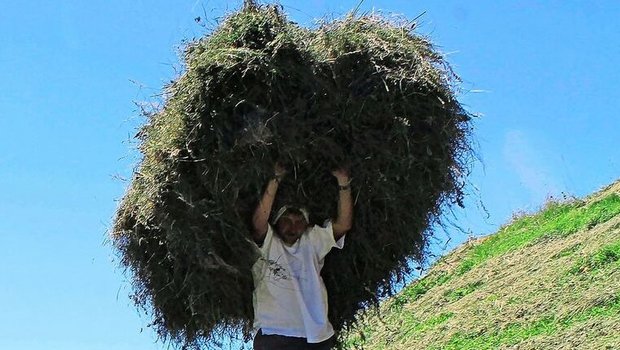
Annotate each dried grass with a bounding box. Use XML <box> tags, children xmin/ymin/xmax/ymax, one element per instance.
<box><xmin>112</xmin><ymin>2</ymin><xmax>473</xmax><ymax>348</ymax></box>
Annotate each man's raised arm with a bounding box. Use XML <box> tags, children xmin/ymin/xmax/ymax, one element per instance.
<box><xmin>251</xmin><ymin>164</ymin><xmax>285</xmax><ymax>244</ymax></box>
<box><xmin>331</xmin><ymin>167</ymin><xmax>353</xmax><ymax>241</ymax></box>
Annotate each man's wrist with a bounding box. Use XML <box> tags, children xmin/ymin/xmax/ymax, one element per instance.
<box><xmin>338</xmin><ymin>184</ymin><xmax>351</xmax><ymax>191</ymax></box>
<box><xmin>337</xmin><ymin>177</ymin><xmax>351</xmax><ymax>186</ymax></box>
<box><xmin>338</xmin><ymin>177</ymin><xmax>352</xmax><ymax>191</ymax></box>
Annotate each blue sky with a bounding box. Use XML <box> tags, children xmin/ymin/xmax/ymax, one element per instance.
<box><xmin>1</xmin><ymin>1</ymin><xmax>619</xmax><ymax>349</ymax></box>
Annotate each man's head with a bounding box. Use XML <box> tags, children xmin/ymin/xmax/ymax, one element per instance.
<box><xmin>272</xmin><ymin>206</ymin><xmax>310</xmax><ymax>245</ymax></box>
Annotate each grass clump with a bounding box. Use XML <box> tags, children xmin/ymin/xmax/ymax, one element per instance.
<box><xmin>112</xmin><ymin>1</ymin><xmax>473</xmax><ymax>348</ymax></box>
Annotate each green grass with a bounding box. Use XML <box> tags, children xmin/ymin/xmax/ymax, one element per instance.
<box><xmin>346</xmin><ymin>190</ymin><xmax>620</xmax><ymax>349</ymax></box>
<box><xmin>388</xmin><ymin>193</ymin><xmax>620</xmax><ymax>310</ymax></box>
<box><xmin>551</xmin><ymin>242</ymin><xmax>582</xmax><ymax>259</ymax></box>
<box><xmin>398</xmin><ymin>312</ymin><xmax>454</xmax><ymax>340</ymax></box>
<box><xmin>457</xmin><ymin>194</ymin><xmax>620</xmax><ymax>275</ymax></box>
<box><xmin>344</xmin><ymin>323</ymin><xmax>375</xmax><ymax>349</ymax></box>
<box><xmin>443</xmin><ymin>280</ymin><xmax>484</xmax><ymax>302</ymax></box>
<box><xmin>389</xmin><ymin>271</ymin><xmax>451</xmax><ymax>311</ymax></box>
<box><xmin>345</xmin><ymin>311</ymin><xmax>455</xmax><ymax>347</ymax></box>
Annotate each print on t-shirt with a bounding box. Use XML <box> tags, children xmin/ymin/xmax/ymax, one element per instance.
<box><xmin>264</xmin><ymin>256</ymin><xmax>290</xmax><ymax>281</ymax></box>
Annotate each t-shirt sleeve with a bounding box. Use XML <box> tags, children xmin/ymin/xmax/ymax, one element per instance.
<box><xmin>310</xmin><ymin>220</ymin><xmax>345</xmax><ymax>260</ymax></box>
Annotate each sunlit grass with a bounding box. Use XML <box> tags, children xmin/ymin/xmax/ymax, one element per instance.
<box><xmin>437</xmin><ymin>294</ymin><xmax>620</xmax><ymax>350</ymax></box>
<box><xmin>345</xmin><ymin>189</ymin><xmax>620</xmax><ymax>349</ymax></box>
<box><xmin>569</xmin><ymin>240</ymin><xmax>620</xmax><ymax>274</ymax></box>
<box><xmin>456</xmin><ymin>194</ymin><xmax>620</xmax><ymax>275</ymax></box>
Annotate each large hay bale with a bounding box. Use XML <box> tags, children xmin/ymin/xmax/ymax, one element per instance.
<box><xmin>113</xmin><ymin>2</ymin><xmax>473</xmax><ymax>348</ymax></box>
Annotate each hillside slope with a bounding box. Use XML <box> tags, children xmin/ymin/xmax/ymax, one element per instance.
<box><xmin>345</xmin><ymin>181</ymin><xmax>620</xmax><ymax>350</ymax></box>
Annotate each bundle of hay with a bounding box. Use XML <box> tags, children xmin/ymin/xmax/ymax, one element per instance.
<box><xmin>113</xmin><ymin>2</ymin><xmax>473</xmax><ymax>348</ymax></box>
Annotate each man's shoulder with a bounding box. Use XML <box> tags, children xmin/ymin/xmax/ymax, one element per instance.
<box><xmin>304</xmin><ymin>222</ymin><xmax>336</xmax><ymax>246</ymax></box>
<box><xmin>309</xmin><ymin>220</ymin><xmax>333</xmax><ymax>231</ymax></box>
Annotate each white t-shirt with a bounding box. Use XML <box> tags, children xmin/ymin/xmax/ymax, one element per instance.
<box><xmin>252</xmin><ymin>221</ymin><xmax>345</xmax><ymax>343</ymax></box>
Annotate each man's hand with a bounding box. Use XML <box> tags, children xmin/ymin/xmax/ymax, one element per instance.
<box><xmin>331</xmin><ymin>167</ymin><xmax>350</xmax><ymax>185</ymax></box>
<box><xmin>252</xmin><ymin>163</ymin><xmax>285</xmax><ymax>244</ymax></box>
<box><xmin>274</xmin><ymin>162</ymin><xmax>287</xmax><ymax>182</ymax></box>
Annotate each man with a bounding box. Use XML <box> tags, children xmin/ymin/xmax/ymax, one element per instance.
<box><xmin>251</xmin><ymin>163</ymin><xmax>353</xmax><ymax>350</ymax></box>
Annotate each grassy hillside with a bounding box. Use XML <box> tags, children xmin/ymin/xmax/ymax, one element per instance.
<box><xmin>344</xmin><ymin>181</ymin><xmax>620</xmax><ymax>350</ymax></box>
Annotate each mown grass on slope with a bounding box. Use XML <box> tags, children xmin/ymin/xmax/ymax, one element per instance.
<box><xmin>344</xmin><ymin>188</ymin><xmax>620</xmax><ymax>349</ymax></box>
<box><xmin>457</xmin><ymin>193</ymin><xmax>620</xmax><ymax>275</ymax></box>
<box><xmin>569</xmin><ymin>240</ymin><xmax>620</xmax><ymax>274</ymax></box>
<box><xmin>435</xmin><ymin>294</ymin><xmax>620</xmax><ymax>350</ymax></box>
<box><xmin>387</xmin><ymin>193</ymin><xmax>620</xmax><ymax>310</ymax></box>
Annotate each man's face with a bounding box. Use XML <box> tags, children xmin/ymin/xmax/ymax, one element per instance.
<box><xmin>275</xmin><ymin>212</ymin><xmax>308</xmax><ymax>245</ymax></box>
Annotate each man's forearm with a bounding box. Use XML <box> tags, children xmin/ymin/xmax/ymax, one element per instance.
<box><xmin>332</xmin><ymin>175</ymin><xmax>353</xmax><ymax>238</ymax></box>
<box><xmin>252</xmin><ymin>178</ymin><xmax>279</xmax><ymax>240</ymax></box>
